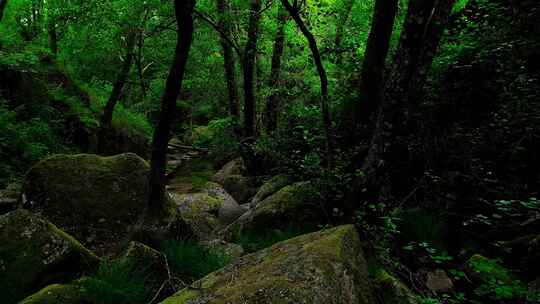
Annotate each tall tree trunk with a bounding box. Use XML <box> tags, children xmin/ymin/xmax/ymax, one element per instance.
<box><xmin>352</xmin><ymin>0</ymin><xmax>399</xmax><ymax>127</ymax></box>
<box><xmin>0</xmin><ymin>0</ymin><xmax>8</xmax><ymax>23</ymax></box>
<box><xmin>217</xmin><ymin>0</ymin><xmax>240</xmax><ymax>119</ymax></box>
<box><xmin>147</xmin><ymin>0</ymin><xmax>196</xmax><ymax>215</ymax></box>
<box><xmin>334</xmin><ymin>0</ymin><xmax>355</xmax><ymax>65</ymax></box>
<box><xmin>48</xmin><ymin>18</ymin><xmax>58</xmax><ymax>56</ymax></box>
<box><xmin>281</xmin><ymin>0</ymin><xmax>333</xmax><ymax>162</ymax></box>
<box><xmin>360</xmin><ymin>0</ymin><xmax>457</xmax><ymax>203</ymax></box>
<box><xmin>265</xmin><ymin>3</ymin><xmax>288</xmax><ymax>133</ymax></box>
<box><xmin>97</xmin><ymin>31</ymin><xmax>137</xmax><ymax>154</ymax></box>
<box><xmin>242</xmin><ymin>0</ymin><xmax>262</xmax><ymax>138</ymax></box>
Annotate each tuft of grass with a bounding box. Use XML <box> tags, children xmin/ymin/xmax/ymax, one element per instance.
<box><xmin>82</xmin><ymin>258</ymin><xmax>152</xmax><ymax>304</ymax></box>
<box><xmin>162</xmin><ymin>241</ymin><xmax>231</xmax><ymax>283</ymax></box>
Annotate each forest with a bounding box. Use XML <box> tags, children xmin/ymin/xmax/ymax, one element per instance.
<box><xmin>0</xmin><ymin>0</ymin><xmax>539</xmax><ymax>303</ymax></box>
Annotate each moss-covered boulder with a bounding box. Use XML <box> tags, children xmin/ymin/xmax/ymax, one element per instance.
<box><xmin>212</xmin><ymin>158</ymin><xmax>247</xmax><ymax>185</ymax></box>
<box><xmin>160</xmin><ymin>225</ymin><xmax>376</xmax><ymax>304</ymax></box>
<box><xmin>0</xmin><ymin>210</ymin><xmax>99</xmax><ymax>304</ymax></box>
<box><xmin>121</xmin><ymin>241</ymin><xmax>171</xmax><ymax>300</ymax></box>
<box><xmin>372</xmin><ymin>269</ymin><xmax>419</xmax><ymax>304</ymax></box>
<box><xmin>172</xmin><ymin>182</ymin><xmax>246</xmax><ymax>240</ymax></box>
<box><xmin>221</xmin><ymin>175</ymin><xmax>257</xmax><ymax>204</ymax></box>
<box><xmin>224</xmin><ymin>182</ymin><xmax>325</xmax><ymax>238</ymax></box>
<box><xmin>250</xmin><ymin>174</ymin><xmax>293</xmax><ymax>207</ymax></box>
<box><xmin>0</xmin><ymin>182</ymin><xmax>20</xmax><ymax>215</ymax></box>
<box><xmin>18</xmin><ymin>283</ymin><xmax>89</xmax><ymax>304</ymax></box>
<box><xmin>23</xmin><ymin>153</ymin><xmax>169</xmax><ymax>253</ymax></box>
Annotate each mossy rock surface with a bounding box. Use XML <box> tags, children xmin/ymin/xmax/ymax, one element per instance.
<box><xmin>172</xmin><ymin>182</ymin><xmax>246</xmax><ymax>240</ymax></box>
<box><xmin>121</xmin><ymin>241</ymin><xmax>171</xmax><ymax>299</ymax></box>
<box><xmin>160</xmin><ymin>225</ymin><xmax>376</xmax><ymax>304</ymax></box>
<box><xmin>18</xmin><ymin>283</ymin><xmax>88</xmax><ymax>304</ymax></box>
<box><xmin>23</xmin><ymin>153</ymin><xmax>168</xmax><ymax>254</ymax></box>
<box><xmin>212</xmin><ymin>158</ymin><xmax>247</xmax><ymax>185</ymax></box>
<box><xmin>0</xmin><ymin>209</ymin><xmax>99</xmax><ymax>304</ymax></box>
<box><xmin>250</xmin><ymin>174</ymin><xmax>293</xmax><ymax>207</ymax></box>
<box><xmin>224</xmin><ymin>182</ymin><xmax>325</xmax><ymax>238</ymax></box>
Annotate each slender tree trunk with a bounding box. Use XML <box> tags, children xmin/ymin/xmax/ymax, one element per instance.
<box><xmin>217</xmin><ymin>0</ymin><xmax>240</xmax><ymax>119</ymax></box>
<box><xmin>148</xmin><ymin>0</ymin><xmax>196</xmax><ymax>215</ymax></box>
<box><xmin>281</xmin><ymin>0</ymin><xmax>333</xmax><ymax>162</ymax></box>
<box><xmin>265</xmin><ymin>4</ymin><xmax>288</xmax><ymax>133</ymax></box>
<box><xmin>242</xmin><ymin>0</ymin><xmax>262</xmax><ymax>138</ymax></box>
<box><xmin>0</xmin><ymin>0</ymin><xmax>8</xmax><ymax>23</ymax></box>
<box><xmin>135</xmin><ymin>32</ymin><xmax>147</xmax><ymax>98</ymax></box>
<box><xmin>334</xmin><ymin>0</ymin><xmax>355</xmax><ymax>65</ymax></box>
<box><xmin>352</xmin><ymin>0</ymin><xmax>399</xmax><ymax>127</ymax></box>
<box><xmin>48</xmin><ymin>18</ymin><xmax>58</xmax><ymax>56</ymax></box>
<box><xmin>97</xmin><ymin>32</ymin><xmax>137</xmax><ymax>154</ymax></box>
<box><xmin>359</xmin><ymin>0</ymin><xmax>457</xmax><ymax>203</ymax></box>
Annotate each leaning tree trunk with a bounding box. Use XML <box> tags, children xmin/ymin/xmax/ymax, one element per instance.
<box><xmin>351</xmin><ymin>0</ymin><xmax>399</xmax><ymax>129</ymax></box>
<box><xmin>217</xmin><ymin>0</ymin><xmax>240</xmax><ymax>119</ymax></box>
<box><xmin>359</xmin><ymin>0</ymin><xmax>457</xmax><ymax>204</ymax></box>
<box><xmin>281</xmin><ymin>0</ymin><xmax>333</xmax><ymax>163</ymax></box>
<box><xmin>265</xmin><ymin>3</ymin><xmax>288</xmax><ymax>133</ymax></box>
<box><xmin>242</xmin><ymin>0</ymin><xmax>262</xmax><ymax>138</ymax></box>
<box><xmin>147</xmin><ymin>0</ymin><xmax>196</xmax><ymax>215</ymax></box>
<box><xmin>0</xmin><ymin>0</ymin><xmax>8</xmax><ymax>23</ymax></box>
<box><xmin>97</xmin><ymin>31</ymin><xmax>137</xmax><ymax>154</ymax></box>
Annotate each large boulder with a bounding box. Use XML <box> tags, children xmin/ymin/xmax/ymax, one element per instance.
<box><xmin>0</xmin><ymin>183</ymin><xmax>20</xmax><ymax>215</ymax></box>
<box><xmin>212</xmin><ymin>158</ymin><xmax>256</xmax><ymax>204</ymax></box>
<box><xmin>250</xmin><ymin>174</ymin><xmax>293</xmax><ymax>207</ymax></box>
<box><xmin>0</xmin><ymin>210</ymin><xmax>99</xmax><ymax>304</ymax></box>
<box><xmin>212</xmin><ymin>158</ymin><xmax>247</xmax><ymax>184</ymax></box>
<box><xmin>172</xmin><ymin>182</ymin><xmax>246</xmax><ymax>240</ymax></box>
<box><xmin>223</xmin><ymin>182</ymin><xmax>325</xmax><ymax>238</ymax></box>
<box><xmin>23</xmin><ymin>153</ymin><xmax>173</xmax><ymax>254</ymax></box>
<box><xmin>160</xmin><ymin>225</ymin><xmax>376</xmax><ymax>304</ymax></box>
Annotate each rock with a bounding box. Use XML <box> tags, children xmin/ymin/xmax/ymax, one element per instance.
<box><xmin>160</xmin><ymin>225</ymin><xmax>376</xmax><ymax>304</ymax></box>
<box><xmin>372</xmin><ymin>268</ymin><xmax>419</xmax><ymax>304</ymax></box>
<box><xmin>212</xmin><ymin>158</ymin><xmax>247</xmax><ymax>185</ymax></box>
<box><xmin>0</xmin><ymin>210</ymin><xmax>99</xmax><ymax>304</ymax></box>
<box><xmin>200</xmin><ymin>239</ymin><xmax>244</xmax><ymax>260</ymax></box>
<box><xmin>223</xmin><ymin>182</ymin><xmax>325</xmax><ymax>238</ymax></box>
<box><xmin>121</xmin><ymin>241</ymin><xmax>171</xmax><ymax>300</ymax></box>
<box><xmin>23</xmin><ymin>153</ymin><xmax>174</xmax><ymax>254</ymax></box>
<box><xmin>0</xmin><ymin>182</ymin><xmax>21</xmax><ymax>214</ymax></box>
<box><xmin>221</xmin><ymin>174</ymin><xmax>257</xmax><ymax>204</ymax></box>
<box><xmin>425</xmin><ymin>269</ymin><xmax>454</xmax><ymax>293</ymax></box>
<box><xmin>18</xmin><ymin>283</ymin><xmax>88</xmax><ymax>304</ymax></box>
<box><xmin>172</xmin><ymin>182</ymin><xmax>246</xmax><ymax>240</ymax></box>
<box><xmin>250</xmin><ymin>174</ymin><xmax>293</xmax><ymax>207</ymax></box>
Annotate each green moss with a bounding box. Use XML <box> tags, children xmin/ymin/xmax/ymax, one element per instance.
<box><xmin>19</xmin><ymin>284</ymin><xmax>86</xmax><ymax>304</ymax></box>
<box><xmin>160</xmin><ymin>225</ymin><xmax>376</xmax><ymax>304</ymax></box>
<box><xmin>0</xmin><ymin>210</ymin><xmax>98</xmax><ymax>304</ymax></box>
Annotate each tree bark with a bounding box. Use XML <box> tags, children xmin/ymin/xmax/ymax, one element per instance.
<box><xmin>353</xmin><ymin>0</ymin><xmax>399</xmax><ymax>126</ymax></box>
<box><xmin>147</xmin><ymin>0</ymin><xmax>196</xmax><ymax>215</ymax></box>
<box><xmin>0</xmin><ymin>0</ymin><xmax>8</xmax><ymax>23</ymax></box>
<box><xmin>217</xmin><ymin>0</ymin><xmax>240</xmax><ymax>119</ymax></box>
<box><xmin>48</xmin><ymin>18</ymin><xmax>58</xmax><ymax>56</ymax></box>
<box><xmin>360</xmin><ymin>0</ymin><xmax>457</xmax><ymax>203</ymax></box>
<box><xmin>281</xmin><ymin>0</ymin><xmax>333</xmax><ymax>162</ymax></box>
<box><xmin>334</xmin><ymin>0</ymin><xmax>355</xmax><ymax>65</ymax></box>
<box><xmin>242</xmin><ymin>0</ymin><xmax>262</xmax><ymax>138</ymax></box>
<box><xmin>265</xmin><ymin>3</ymin><xmax>288</xmax><ymax>133</ymax></box>
<box><xmin>97</xmin><ymin>31</ymin><xmax>137</xmax><ymax>154</ymax></box>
